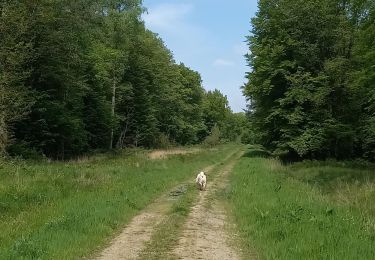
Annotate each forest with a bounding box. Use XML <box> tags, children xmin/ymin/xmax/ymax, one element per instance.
<box><xmin>2</xmin><ymin>0</ymin><xmax>375</xmax><ymax>259</ymax></box>
<box><xmin>2</xmin><ymin>0</ymin><xmax>375</xmax><ymax>163</ymax></box>
<box><xmin>244</xmin><ymin>0</ymin><xmax>375</xmax><ymax>161</ymax></box>
<box><xmin>0</xmin><ymin>0</ymin><xmax>246</xmax><ymax>160</ymax></box>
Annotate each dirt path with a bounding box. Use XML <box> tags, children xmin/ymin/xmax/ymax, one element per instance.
<box><xmin>95</xmin><ymin>196</ymin><xmax>170</xmax><ymax>260</ymax></box>
<box><xmin>94</xmin><ymin>149</ymin><xmax>243</xmax><ymax>260</ymax></box>
<box><xmin>172</xmin><ymin>151</ymin><xmax>243</xmax><ymax>260</ymax></box>
<box><xmin>94</xmin><ymin>165</ymin><xmax>215</xmax><ymax>260</ymax></box>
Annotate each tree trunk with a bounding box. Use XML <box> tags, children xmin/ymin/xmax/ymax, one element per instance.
<box><xmin>116</xmin><ymin>121</ymin><xmax>128</xmax><ymax>149</ymax></box>
<box><xmin>0</xmin><ymin>114</ymin><xmax>7</xmax><ymax>156</ymax></box>
<box><xmin>109</xmin><ymin>75</ymin><xmax>116</xmax><ymax>149</ymax></box>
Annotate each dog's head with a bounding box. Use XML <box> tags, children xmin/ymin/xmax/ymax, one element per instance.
<box><xmin>196</xmin><ymin>171</ymin><xmax>204</xmax><ymax>180</ymax></box>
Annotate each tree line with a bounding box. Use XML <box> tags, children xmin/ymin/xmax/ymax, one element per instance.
<box><xmin>244</xmin><ymin>0</ymin><xmax>375</xmax><ymax>161</ymax></box>
<box><xmin>0</xmin><ymin>0</ymin><xmax>245</xmax><ymax>159</ymax></box>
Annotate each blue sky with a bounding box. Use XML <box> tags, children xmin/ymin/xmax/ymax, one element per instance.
<box><xmin>142</xmin><ymin>0</ymin><xmax>258</xmax><ymax>112</ymax></box>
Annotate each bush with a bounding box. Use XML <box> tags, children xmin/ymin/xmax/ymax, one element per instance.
<box><xmin>154</xmin><ymin>133</ymin><xmax>174</xmax><ymax>149</ymax></box>
<box><xmin>241</xmin><ymin>131</ymin><xmax>255</xmax><ymax>144</ymax></box>
<box><xmin>203</xmin><ymin>125</ymin><xmax>221</xmax><ymax>147</ymax></box>
<box><xmin>6</xmin><ymin>142</ymin><xmax>43</xmax><ymax>160</ymax></box>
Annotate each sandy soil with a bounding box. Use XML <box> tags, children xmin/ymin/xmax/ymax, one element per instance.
<box><xmin>95</xmin><ymin>196</ymin><xmax>171</xmax><ymax>260</ymax></box>
<box><xmin>94</xmin><ymin>150</ymin><xmax>247</xmax><ymax>260</ymax></box>
<box><xmin>172</xmin><ymin>152</ymin><xmax>243</xmax><ymax>260</ymax></box>
<box><xmin>94</xmin><ymin>165</ymin><xmax>213</xmax><ymax>260</ymax></box>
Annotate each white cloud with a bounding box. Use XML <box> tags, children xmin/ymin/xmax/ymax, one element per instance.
<box><xmin>213</xmin><ymin>58</ymin><xmax>235</xmax><ymax>67</ymax></box>
<box><xmin>143</xmin><ymin>3</ymin><xmax>193</xmax><ymax>32</ymax></box>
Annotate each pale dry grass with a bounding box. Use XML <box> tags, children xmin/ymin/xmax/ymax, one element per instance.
<box><xmin>267</xmin><ymin>158</ymin><xmax>283</xmax><ymax>172</ymax></box>
<box><xmin>333</xmin><ymin>180</ymin><xmax>375</xmax><ymax>209</ymax></box>
<box><xmin>148</xmin><ymin>148</ymin><xmax>201</xmax><ymax>160</ymax></box>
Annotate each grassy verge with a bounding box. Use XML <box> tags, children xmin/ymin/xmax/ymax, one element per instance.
<box><xmin>0</xmin><ymin>144</ymin><xmax>237</xmax><ymax>259</ymax></box>
<box><xmin>227</xmin><ymin>146</ymin><xmax>375</xmax><ymax>259</ymax></box>
<box><xmin>288</xmin><ymin>160</ymin><xmax>375</xmax><ymax>216</ymax></box>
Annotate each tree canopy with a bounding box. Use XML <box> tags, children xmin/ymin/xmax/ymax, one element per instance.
<box><xmin>244</xmin><ymin>0</ymin><xmax>375</xmax><ymax>161</ymax></box>
<box><xmin>0</xmin><ymin>0</ymin><xmax>241</xmax><ymax>159</ymax></box>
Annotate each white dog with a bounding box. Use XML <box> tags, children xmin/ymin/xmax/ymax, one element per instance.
<box><xmin>195</xmin><ymin>171</ymin><xmax>207</xmax><ymax>191</ymax></box>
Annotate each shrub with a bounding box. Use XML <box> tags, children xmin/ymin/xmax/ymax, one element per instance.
<box><xmin>203</xmin><ymin>125</ymin><xmax>221</xmax><ymax>147</ymax></box>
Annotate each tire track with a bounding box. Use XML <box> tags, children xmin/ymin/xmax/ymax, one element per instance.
<box><xmin>172</xmin><ymin>150</ymin><xmax>244</xmax><ymax>260</ymax></box>
<box><xmin>93</xmin><ymin>150</ymin><xmax>238</xmax><ymax>260</ymax></box>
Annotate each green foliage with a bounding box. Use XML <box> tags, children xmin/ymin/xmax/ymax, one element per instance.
<box><xmin>0</xmin><ymin>1</ymin><xmax>244</xmax><ymax>158</ymax></box>
<box><xmin>202</xmin><ymin>89</ymin><xmax>231</xmax><ymax>133</ymax></box>
<box><xmin>222</xmin><ymin>112</ymin><xmax>250</xmax><ymax>143</ymax></box>
<box><xmin>200</xmin><ymin>89</ymin><xmax>249</xmax><ymax>144</ymax></box>
<box><xmin>351</xmin><ymin>2</ymin><xmax>375</xmax><ymax>160</ymax></box>
<box><xmin>6</xmin><ymin>142</ymin><xmax>42</xmax><ymax>160</ymax></box>
<box><xmin>203</xmin><ymin>125</ymin><xmax>221</xmax><ymax>147</ymax></box>
<box><xmin>0</xmin><ymin>1</ymin><xmax>34</xmax><ymax>154</ymax></box>
<box><xmin>244</xmin><ymin>0</ymin><xmax>375</xmax><ymax>161</ymax></box>
<box><xmin>153</xmin><ymin>133</ymin><xmax>174</xmax><ymax>149</ymax></box>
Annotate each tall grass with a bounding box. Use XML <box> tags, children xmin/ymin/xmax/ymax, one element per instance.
<box><xmin>289</xmin><ymin>160</ymin><xmax>375</xmax><ymax>216</ymax></box>
<box><xmin>0</xmin><ymin>145</ymin><xmax>237</xmax><ymax>259</ymax></box>
<box><xmin>227</xmin><ymin>146</ymin><xmax>375</xmax><ymax>259</ymax></box>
